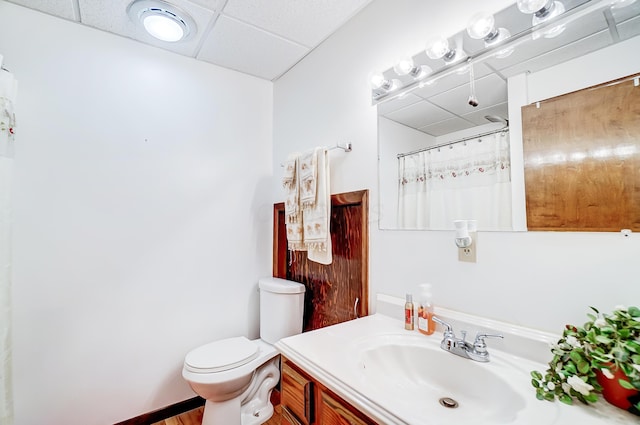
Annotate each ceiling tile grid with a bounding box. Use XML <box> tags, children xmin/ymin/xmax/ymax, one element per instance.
<box><xmin>7</xmin><ymin>0</ymin><xmax>78</xmax><ymax>20</ymax></box>
<box><xmin>196</xmin><ymin>14</ymin><xmax>310</xmax><ymax>80</ymax></box>
<box><xmin>221</xmin><ymin>0</ymin><xmax>373</xmax><ymax>48</ymax></box>
<box><xmin>5</xmin><ymin>0</ymin><xmax>374</xmax><ymax>81</ymax></box>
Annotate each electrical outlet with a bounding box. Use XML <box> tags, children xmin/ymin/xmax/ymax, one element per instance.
<box><xmin>458</xmin><ymin>232</ymin><xmax>477</xmax><ymax>262</ymax></box>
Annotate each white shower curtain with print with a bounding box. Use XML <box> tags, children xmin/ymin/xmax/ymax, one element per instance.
<box><xmin>398</xmin><ymin>131</ymin><xmax>512</xmax><ymax>230</ymax></box>
<box><xmin>0</xmin><ymin>59</ymin><xmax>17</xmax><ymax>425</ymax></box>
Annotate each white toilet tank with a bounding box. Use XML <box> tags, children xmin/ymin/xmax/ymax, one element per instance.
<box><xmin>258</xmin><ymin>277</ymin><xmax>305</xmax><ymax>344</ymax></box>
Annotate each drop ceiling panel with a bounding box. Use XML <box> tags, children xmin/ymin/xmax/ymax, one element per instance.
<box><xmin>461</xmin><ymin>102</ymin><xmax>509</xmax><ymax>126</ymax></box>
<box><xmin>497</xmin><ymin>30</ymin><xmax>612</xmax><ymax>78</ymax></box>
<box><xmin>428</xmin><ymin>73</ymin><xmax>507</xmax><ymax>116</ymax></box>
<box><xmin>411</xmin><ymin>63</ymin><xmax>493</xmax><ymax>100</ymax></box>
<box><xmin>222</xmin><ymin>0</ymin><xmax>372</xmax><ymax>48</ymax></box>
<box><xmin>197</xmin><ymin>15</ymin><xmax>310</xmax><ymax>80</ymax></box>
<box><xmin>385</xmin><ymin>100</ymin><xmax>454</xmax><ymax>130</ymax></box>
<box><xmin>485</xmin><ymin>10</ymin><xmax>610</xmax><ymax>74</ymax></box>
<box><xmin>79</xmin><ymin>0</ymin><xmax>217</xmax><ymax>56</ymax></box>
<box><xmin>419</xmin><ymin>117</ymin><xmax>477</xmax><ymax>137</ymax></box>
<box><xmin>617</xmin><ymin>14</ymin><xmax>640</xmax><ymax>40</ymax></box>
<box><xmin>7</xmin><ymin>0</ymin><xmax>77</xmax><ymax>20</ymax></box>
<box><xmin>377</xmin><ymin>93</ymin><xmax>422</xmax><ymax>115</ymax></box>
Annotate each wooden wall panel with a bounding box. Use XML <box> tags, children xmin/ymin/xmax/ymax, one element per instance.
<box><xmin>522</xmin><ymin>74</ymin><xmax>640</xmax><ymax>231</ymax></box>
<box><xmin>273</xmin><ymin>190</ymin><xmax>369</xmax><ymax>331</ymax></box>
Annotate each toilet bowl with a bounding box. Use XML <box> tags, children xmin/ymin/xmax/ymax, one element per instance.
<box><xmin>182</xmin><ymin>277</ymin><xmax>305</xmax><ymax>425</ymax></box>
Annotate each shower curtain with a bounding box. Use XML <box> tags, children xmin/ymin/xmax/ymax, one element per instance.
<box><xmin>0</xmin><ymin>62</ymin><xmax>17</xmax><ymax>425</ymax></box>
<box><xmin>398</xmin><ymin>131</ymin><xmax>512</xmax><ymax>230</ymax></box>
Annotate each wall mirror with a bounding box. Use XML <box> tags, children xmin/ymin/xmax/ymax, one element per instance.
<box><xmin>376</xmin><ymin>0</ymin><xmax>640</xmax><ymax>231</ymax></box>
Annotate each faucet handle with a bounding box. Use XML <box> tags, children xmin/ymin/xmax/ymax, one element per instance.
<box><xmin>473</xmin><ymin>333</ymin><xmax>504</xmax><ymax>353</ymax></box>
<box><xmin>432</xmin><ymin>316</ymin><xmax>454</xmax><ymax>337</ymax></box>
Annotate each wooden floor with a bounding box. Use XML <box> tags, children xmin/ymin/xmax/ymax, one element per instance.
<box><xmin>151</xmin><ymin>404</ymin><xmax>282</xmax><ymax>425</ymax></box>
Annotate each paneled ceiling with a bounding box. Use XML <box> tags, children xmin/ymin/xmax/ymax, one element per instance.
<box><xmin>5</xmin><ymin>0</ymin><xmax>373</xmax><ymax>81</ymax></box>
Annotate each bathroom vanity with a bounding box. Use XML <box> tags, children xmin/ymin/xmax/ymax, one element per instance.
<box><xmin>275</xmin><ymin>295</ymin><xmax>639</xmax><ymax>425</ymax></box>
<box><xmin>280</xmin><ymin>357</ymin><xmax>376</xmax><ymax>425</ymax></box>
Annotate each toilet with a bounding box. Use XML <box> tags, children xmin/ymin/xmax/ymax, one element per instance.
<box><xmin>182</xmin><ymin>277</ymin><xmax>305</xmax><ymax>425</ymax></box>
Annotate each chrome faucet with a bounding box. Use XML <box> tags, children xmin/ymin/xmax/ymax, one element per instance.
<box><xmin>432</xmin><ymin>316</ymin><xmax>503</xmax><ymax>362</ymax></box>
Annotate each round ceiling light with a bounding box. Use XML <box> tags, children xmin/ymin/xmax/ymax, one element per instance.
<box><xmin>127</xmin><ymin>0</ymin><xmax>196</xmax><ymax>42</ymax></box>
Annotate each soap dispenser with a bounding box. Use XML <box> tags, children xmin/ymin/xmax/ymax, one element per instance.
<box><xmin>417</xmin><ymin>284</ymin><xmax>435</xmax><ymax>335</ymax></box>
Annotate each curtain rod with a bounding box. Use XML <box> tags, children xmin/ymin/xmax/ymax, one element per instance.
<box><xmin>397</xmin><ymin>122</ymin><xmax>509</xmax><ymax>159</ymax></box>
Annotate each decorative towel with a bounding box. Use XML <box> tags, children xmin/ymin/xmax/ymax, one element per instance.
<box><xmin>299</xmin><ymin>149</ymin><xmax>317</xmax><ymax>208</ymax></box>
<box><xmin>305</xmin><ymin>148</ymin><xmax>332</xmax><ymax>265</ymax></box>
<box><xmin>283</xmin><ymin>153</ymin><xmax>304</xmax><ymax>251</ymax></box>
<box><xmin>281</xmin><ymin>147</ymin><xmax>332</xmax><ymax>264</ymax></box>
<box><xmin>282</xmin><ymin>153</ymin><xmax>300</xmax><ymax>225</ymax></box>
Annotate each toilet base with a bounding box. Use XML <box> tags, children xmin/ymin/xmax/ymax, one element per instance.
<box><xmin>202</xmin><ymin>398</ymin><xmax>241</xmax><ymax>425</ymax></box>
<box><xmin>200</xmin><ymin>356</ymin><xmax>280</xmax><ymax>425</ymax></box>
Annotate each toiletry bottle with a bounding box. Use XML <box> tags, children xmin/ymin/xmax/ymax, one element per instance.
<box><xmin>404</xmin><ymin>293</ymin><xmax>414</xmax><ymax>330</ymax></box>
<box><xmin>417</xmin><ymin>284</ymin><xmax>435</xmax><ymax>335</ymax></box>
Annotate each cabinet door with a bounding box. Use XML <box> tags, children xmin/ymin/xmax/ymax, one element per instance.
<box><xmin>319</xmin><ymin>390</ymin><xmax>378</xmax><ymax>425</ymax></box>
<box><xmin>281</xmin><ymin>361</ymin><xmax>314</xmax><ymax>425</ymax></box>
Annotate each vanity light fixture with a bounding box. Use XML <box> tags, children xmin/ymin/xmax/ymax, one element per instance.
<box><xmin>466</xmin><ymin>12</ymin><xmax>514</xmax><ymax>58</ymax></box>
<box><xmin>127</xmin><ymin>0</ymin><xmax>196</xmax><ymax>42</ymax></box>
<box><xmin>425</xmin><ymin>36</ymin><xmax>462</xmax><ymax>63</ymax></box>
<box><xmin>393</xmin><ymin>57</ymin><xmax>432</xmax><ymax>80</ymax></box>
<box><xmin>517</xmin><ymin>0</ymin><xmax>566</xmax><ymax>39</ymax></box>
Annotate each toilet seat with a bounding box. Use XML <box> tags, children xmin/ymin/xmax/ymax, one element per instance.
<box><xmin>184</xmin><ymin>336</ymin><xmax>259</xmax><ymax>374</ymax></box>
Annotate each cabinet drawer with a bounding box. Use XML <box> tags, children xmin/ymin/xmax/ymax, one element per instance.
<box><xmin>320</xmin><ymin>390</ymin><xmax>378</xmax><ymax>425</ymax></box>
<box><xmin>281</xmin><ymin>361</ymin><xmax>314</xmax><ymax>425</ymax></box>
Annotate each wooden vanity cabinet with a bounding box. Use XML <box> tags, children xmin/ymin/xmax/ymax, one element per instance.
<box><xmin>280</xmin><ymin>356</ymin><xmax>378</xmax><ymax>425</ymax></box>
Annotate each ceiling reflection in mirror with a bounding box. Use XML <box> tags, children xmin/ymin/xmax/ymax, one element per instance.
<box><xmin>376</xmin><ymin>0</ymin><xmax>640</xmax><ymax>231</ymax></box>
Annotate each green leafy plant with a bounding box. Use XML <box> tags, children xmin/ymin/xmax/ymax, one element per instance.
<box><xmin>531</xmin><ymin>305</ymin><xmax>640</xmax><ymax>411</ymax></box>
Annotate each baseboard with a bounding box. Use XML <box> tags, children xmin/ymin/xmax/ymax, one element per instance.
<box><xmin>113</xmin><ymin>389</ymin><xmax>282</xmax><ymax>425</ymax></box>
<box><xmin>113</xmin><ymin>396</ymin><xmax>205</xmax><ymax>425</ymax></box>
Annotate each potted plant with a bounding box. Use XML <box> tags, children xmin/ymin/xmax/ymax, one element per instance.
<box><xmin>531</xmin><ymin>305</ymin><xmax>640</xmax><ymax>416</ymax></box>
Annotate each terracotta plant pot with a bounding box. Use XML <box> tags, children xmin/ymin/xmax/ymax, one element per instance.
<box><xmin>595</xmin><ymin>367</ymin><xmax>640</xmax><ymax>415</ymax></box>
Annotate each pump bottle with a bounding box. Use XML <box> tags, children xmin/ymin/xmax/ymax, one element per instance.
<box><xmin>417</xmin><ymin>284</ymin><xmax>435</xmax><ymax>335</ymax></box>
<box><xmin>404</xmin><ymin>293</ymin><xmax>414</xmax><ymax>330</ymax></box>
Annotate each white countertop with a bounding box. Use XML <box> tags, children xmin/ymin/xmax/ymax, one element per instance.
<box><xmin>275</xmin><ymin>311</ymin><xmax>639</xmax><ymax>425</ymax></box>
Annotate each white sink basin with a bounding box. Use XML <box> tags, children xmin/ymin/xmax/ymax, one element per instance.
<box><xmin>349</xmin><ymin>334</ymin><xmax>555</xmax><ymax>424</ymax></box>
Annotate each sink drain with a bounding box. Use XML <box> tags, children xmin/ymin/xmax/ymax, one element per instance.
<box><xmin>439</xmin><ymin>397</ymin><xmax>459</xmax><ymax>409</ymax></box>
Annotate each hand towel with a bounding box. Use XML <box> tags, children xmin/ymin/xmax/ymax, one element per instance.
<box><xmin>283</xmin><ymin>153</ymin><xmax>300</xmax><ymax>224</ymax></box>
<box><xmin>283</xmin><ymin>153</ymin><xmax>305</xmax><ymax>251</ymax></box>
<box><xmin>299</xmin><ymin>149</ymin><xmax>317</xmax><ymax>208</ymax></box>
<box><xmin>305</xmin><ymin>148</ymin><xmax>332</xmax><ymax>265</ymax></box>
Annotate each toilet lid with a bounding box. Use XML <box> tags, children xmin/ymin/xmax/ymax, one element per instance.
<box><xmin>184</xmin><ymin>336</ymin><xmax>259</xmax><ymax>373</ymax></box>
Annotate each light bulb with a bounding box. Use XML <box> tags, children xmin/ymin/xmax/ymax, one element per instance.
<box><xmin>532</xmin><ymin>1</ymin><xmax>566</xmax><ymax>39</ymax></box>
<box><xmin>486</xmin><ymin>28</ymin><xmax>514</xmax><ymax>58</ymax></box>
<box><xmin>425</xmin><ymin>36</ymin><xmax>451</xmax><ymax>60</ymax></box>
<box><xmin>370</xmin><ymin>72</ymin><xmax>386</xmax><ymax>90</ymax></box>
<box><xmin>517</xmin><ymin>0</ymin><xmax>551</xmax><ymax>14</ymax></box>
<box><xmin>370</xmin><ymin>73</ymin><xmax>400</xmax><ymax>92</ymax></box>
<box><xmin>467</xmin><ymin>12</ymin><xmax>496</xmax><ymax>40</ymax></box>
<box><xmin>394</xmin><ymin>57</ymin><xmax>415</xmax><ymax>76</ymax></box>
<box><xmin>143</xmin><ymin>14</ymin><xmax>184</xmax><ymax>41</ymax></box>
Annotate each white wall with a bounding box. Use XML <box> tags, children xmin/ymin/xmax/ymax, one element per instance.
<box><xmin>273</xmin><ymin>0</ymin><xmax>640</xmax><ymax>334</ymax></box>
<box><xmin>0</xmin><ymin>2</ymin><xmax>274</xmax><ymax>424</ymax></box>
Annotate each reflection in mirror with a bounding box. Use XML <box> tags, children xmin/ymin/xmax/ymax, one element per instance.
<box><xmin>376</xmin><ymin>0</ymin><xmax>640</xmax><ymax>231</ymax></box>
